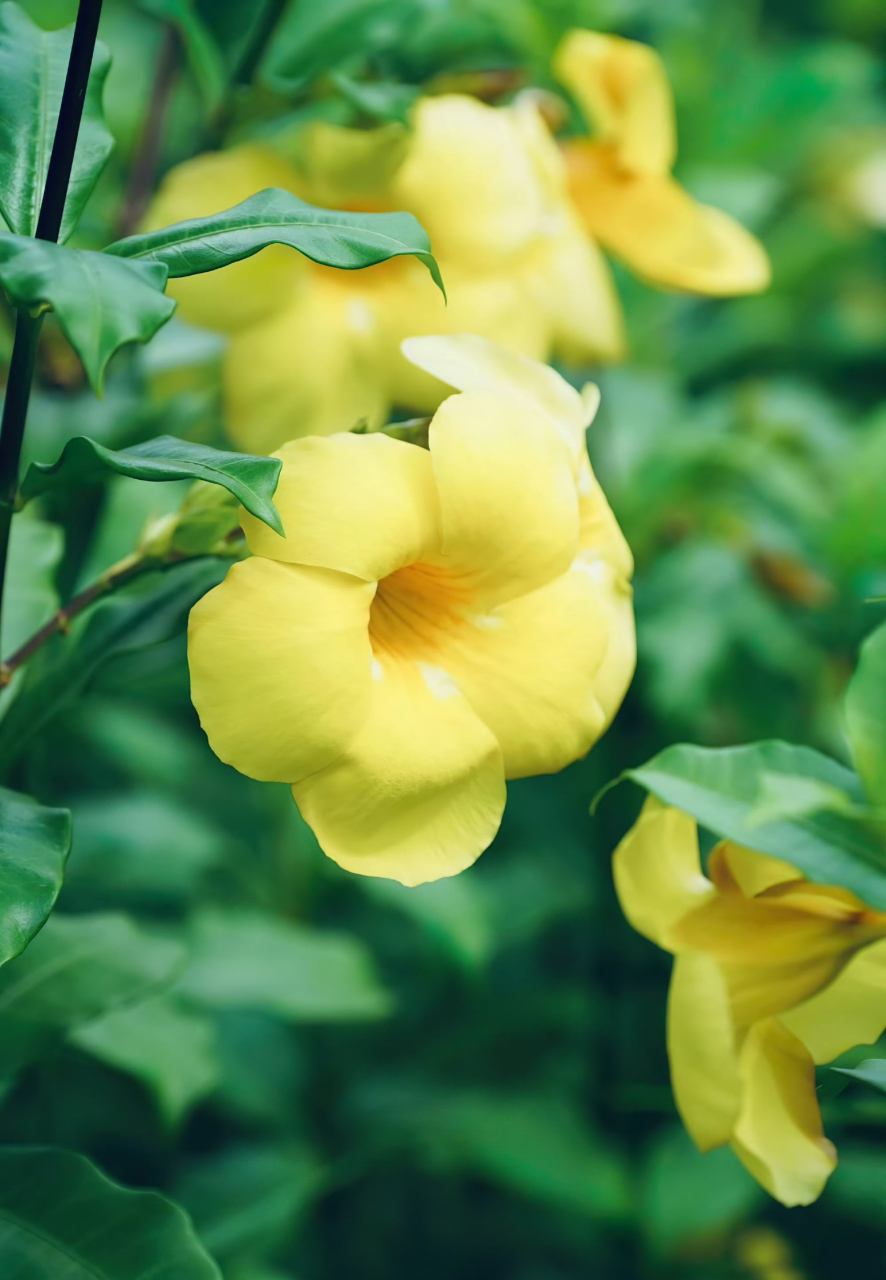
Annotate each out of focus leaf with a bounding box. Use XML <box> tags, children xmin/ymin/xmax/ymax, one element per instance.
<box><xmin>363</xmin><ymin>875</ymin><xmax>492</xmax><ymax>967</ymax></box>
<box><xmin>0</xmin><ymin>4</ymin><xmax>113</xmax><ymax>241</ymax></box>
<box><xmin>331</xmin><ymin>71</ymin><xmax>419</xmax><ymax>125</ymax></box>
<box><xmin>106</xmin><ymin>188</ymin><xmax>445</xmax><ymax>295</ymax></box>
<box><xmin>175</xmin><ymin>1145</ymin><xmax>325</xmax><ymax>1265</ymax></box>
<box><xmin>642</xmin><ymin>1125</ymin><xmax>763</xmax><ymax>1254</ymax></box>
<box><xmin>0</xmin><ymin>912</ymin><xmax>185</xmax><ymax>1078</ymax></box>
<box><xmin>72</xmin><ymin>994</ymin><xmax>221</xmax><ymax>1125</ymax></box>
<box><xmin>21</xmin><ymin>435</ymin><xmax>283</xmax><ymax>535</ymax></box>
<box><xmin>844</xmin><ymin>621</ymin><xmax>886</xmax><ymax>810</ymax></box>
<box><xmin>0</xmin><ymin>786</ymin><xmax>71</xmax><ymax>967</ymax></box>
<box><xmin>622</xmin><ymin>741</ymin><xmax>886</xmax><ymax>907</ymax></box>
<box><xmin>179</xmin><ymin>909</ymin><xmax>392</xmax><ymax>1021</ymax></box>
<box><xmin>139</xmin><ymin>0</ymin><xmax>226</xmax><ymax>110</ymax></box>
<box><xmin>0</xmin><ymin>1146</ymin><xmax>220</xmax><ymax>1277</ymax></box>
<box><xmin>0</xmin><ymin>557</ymin><xmax>226</xmax><ymax>773</ymax></box>
<box><xmin>832</xmin><ymin>1058</ymin><xmax>886</xmax><ymax>1093</ymax></box>
<box><xmin>264</xmin><ymin>0</ymin><xmax>406</xmax><ymax>89</ymax></box>
<box><xmin>0</xmin><ymin>235</ymin><xmax>173</xmax><ymax>393</ymax></box>
<box><xmin>824</xmin><ymin>1144</ymin><xmax>886</xmax><ymax>1226</ymax></box>
<box><xmin>1</xmin><ymin>512</ymin><xmax>63</xmax><ymax>658</ymax></box>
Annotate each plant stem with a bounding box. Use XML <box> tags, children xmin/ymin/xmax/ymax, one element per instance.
<box><xmin>0</xmin><ymin>0</ymin><xmax>104</xmax><ymax>642</ymax></box>
<box><xmin>116</xmin><ymin>23</ymin><xmax>180</xmax><ymax>239</ymax></box>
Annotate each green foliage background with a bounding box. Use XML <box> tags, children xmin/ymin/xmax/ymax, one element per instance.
<box><xmin>1</xmin><ymin>0</ymin><xmax>884</xmax><ymax>1276</ymax></box>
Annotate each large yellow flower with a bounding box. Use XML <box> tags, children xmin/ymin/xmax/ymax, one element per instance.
<box><xmin>143</xmin><ymin>95</ymin><xmax>624</xmax><ymax>453</ymax></box>
<box><xmin>188</xmin><ymin>336</ymin><xmax>634</xmax><ymax>885</ymax></box>
<box><xmin>553</xmin><ymin>30</ymin><xmax>771</xmax><ymax>295</ymax></box>
<box><xmin>614</xmin><ymin>797</ymin><xmax>886</xmax><ymax>1205</ymax></box>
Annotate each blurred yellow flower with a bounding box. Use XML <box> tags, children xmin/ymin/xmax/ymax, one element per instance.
<box><xmin>145</xmin><ymin>96</ymin><xmax>624</xmax><ymax>453</ymax></box>
<box><xmin>553</xmin><ymin>30</ymin><xmax>771</xmax><ymax>295</ymax></box>
<box><xmin>613</xmin><ymin>797</ymin><xmax>886</xmax><ymax>1206</ymax></box>
<box><xmin>189</xmin><ymin>336</ymin><xmax>634</xmax><ymax>886</ymax></box>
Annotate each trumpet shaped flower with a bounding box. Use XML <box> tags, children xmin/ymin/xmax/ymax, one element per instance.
<box><xmin>553</xmin><ymin>30</ymin><xmax>771</xmax><ymax>295</ymax></box>
<box><xmin>614</xmin><ymin>797</ymin><xmax>886</xmax><ymax>1205</ymax></box>
<box><xmin>189</xmin><ymin>336</ymin><xmax>634</xmax><ymax>885</ymax></box>
<box><xmin>145</xmin><ymin>97</ymin><xmax>624</xmax><ymax>454</ymax></box>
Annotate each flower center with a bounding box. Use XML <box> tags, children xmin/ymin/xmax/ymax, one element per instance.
<box><xmin>368</xmin><ymin>562</ymin><xmax>473</xmax><ymax>666</ymax></box>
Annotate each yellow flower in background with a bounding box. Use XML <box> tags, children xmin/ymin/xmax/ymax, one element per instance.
<box><xmin>145</xmin><ymin>96</ymin><xmax>624</xmax><ymax>454</ymax></box>
<box><xmin>613</xmin><ymin>797</ymin><xmax>886</xmax><ymax>1206</ymax></box>
<box><xmin>553</xmin><ymin>30</ymin><xmax>771</xmax><ymax>295</ymax></box>
<box><xmin>189</xmin><ymin>336</ymin><xmax>635</xmax><ymax>886</ymax></box>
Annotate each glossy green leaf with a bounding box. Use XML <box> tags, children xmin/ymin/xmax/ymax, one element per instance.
<box><xmin>0</xmin><ymin>3</ymin><xmax>113</xmax><ymax>242</ymax></box>
<box><xmin>21</xmin><ymin>434</ymin><xmax>283</xmax><ymax>534</ymax></box>
<box><xmin>832</xmin><ymin>1058</ymin><xmax>886</xmax><ymax>1094</ymax></box>
<box><xmin>106</xmin><ymin>187</ymin><xmax>445</xmax><ymax>295</ymax></box>
<box><xmin>0</xmin><ymin>234</ymin><xmax>174</xmax><ymax>392</ymax></box>
<box><xmin>621</xmin><ymin>741</ymin><xmax>886</xmax><ymax>908</ymax></box>
<box><xmin>72</xmin><ymin>994</ymin><xmax>221</xmax><ymax>1125</ymax></box>
<box><xmin>178</xmin><ymin>909</ymin><xmax>392</xmax><ymax>1021</ymax></box>
<box><xmin>0</xmin><ymin>911</ymin><xmax>185</xmax><ymax>1078</ymax></box>
<box><xmin>844</xmin><ymin>621</ymin><xmax>886</xmax><ymax>811</ymax></box>
<box><xmin>0</xmin><ymin>786</ymin><xmax>71</xmax><ymax>967</ymax></box>
<box><xmin>0</xmin><ymin>1147</ymin><xmax>220</xmax><ymax>1278</ymax></box>
<box><xmin>0</xmin><ymin>558</ymin><xmax>225</xmax><ymax>774</ymax></box>
<box><xmin>139</xmin><ymin>0</ymin><xmax>227</xmax><ymax>109</ymax></box>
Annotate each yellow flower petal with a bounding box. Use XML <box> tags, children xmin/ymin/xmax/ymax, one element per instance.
<box><xmin>612</xmin><ymin>797</ymin><xmax>714</xmax><ymax>950</ymax></box>
<box><xmin>708</xmin><ymin>842</ymin><xmax>802</xmax><ymax>897</ymax></box>
<box><xmin>142</xmin><ymin>145</ymin><xmax>307</xmax><ymax>332</ymax></box>
<box><xmin>780</xmin><ymin>937</ymin><xmax>886</xmax><ymax>1063</ymax></box>
<box><xmin>404</xmin><ymin>334</ymin><xmax>591</xmax><ymax>464</ymax></box>
<box><xmin>563</xmin><ymin>142</ymin><xmax>771</xmax><ymax>296</ymax></box>
<box><xmin>428</xmin><ymin>387</ymin><xmax>579</xmax><ymax>605</ymax></box>
<box><xmin>292</xmin><ymin>659</ymin><xmax>506</xmax><ymax>886</ymax></box>
<box><xmin>223</xmin><ymin>280</ymin><xmax>388</xmax><ymax>453</ymax></box>
<box><xmin>240</xmin><ymin>433</ymin><xmax>441</xmax><ymax>581</ymax></box>
<box><xmin>578</xmin><ymin>451</ymin><xmax>634</xmax><ymax>581</ymax></box>
<box><xmin>667</xmin><ymin>951</ymin><xmax>742</xmax><ymax>1151</ymax></box>
<box><xmin>731</xmin><ymin>1019</ymin><xmax>837</xmax><ymax>1207</ymax></box>
<box><xmin>429</xmin><ymin>563</ymin><xmax>612</xmax><ymax>779</ymax></box>
<box><xmin>553</xmin><ymin>30</ymin><xmax>676</xmax><ymax>177</ymax></box>
<box><xmin>188</xmin><ymin>557</ymin><xmax>374</xmax><ymax>783</ymax></box>
<box><xmin>391</xmin><ymin>95</ymin><xmax>548</xmax><ymax>269</ymax></box>
<box><xmin>283</xmin><ymin>118</ymin><xmax>410</xmax><ymax>209</ymax></box>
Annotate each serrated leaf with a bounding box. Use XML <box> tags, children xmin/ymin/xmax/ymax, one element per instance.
<box><xmin>832</xmin><ymin>1058</ymin><xmax>886</xmax><ymax>1094</ymax></box>
<box><xmin>622</xmin><ymin>741</ymin><xmax>886</xmax><ymax>908</ymax></box>
<box><xmin>178</xmin><ymin>908</ymin><xmax>392</xmax><ymax>1022</ymax></box>
<box><xmin>0</xmin><ymin>786</ymin><xmax>71</xmax><ymax>968</ymax></box>
<box><xmin>845</xmin><ymin>621</ymin><xmax>886</xmax><ymax>811</ymax></box>
<box><xmin>0</xmin><ymin>234</ymin><xmax>174</xmax><ymax>392</ymax></box>
<box><xmin>72</xmin><ymin>994</ymin><xmax>220</xmax><ymax>1125</ymax></box>
<box><xmin>0</xmin><ymin>1147</ymin><xmax>220</xmax><ymax>1278</ymax></box>
<box><xmin>105</xmin><ymin>187</ymin><xmax>445</xmax><ymax>295</ymax></box>
<box><xmin>21</xmin><ymin>434</ymin><xmax>283</xmax><ymax>533</ymax></box>
<box><xmin>0</xmin><ymin>3</ymin><xmax>114</xmax><ymax>241</ymax></box>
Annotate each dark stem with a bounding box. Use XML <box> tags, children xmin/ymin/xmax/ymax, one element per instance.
<box><xmin>0</xmin><ymin>0</ymin><xmax>104</xmax><ymax>640</ymax></box>
<box><xmin>116</xmin><ymin>23</ymin><xmax>180</xmax><ymax>239</ymax></box>
<box><xmin>232</xmin><ymin>0</ymin><xmax>287</xmax><ymax>88</ymax></box>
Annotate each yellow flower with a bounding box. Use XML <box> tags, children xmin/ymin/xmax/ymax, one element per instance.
<box><xmin>143</xmin><ymin>95</ymin><xmax>625</xmax><ymax>453</ymax></box>
<box><xmin>189</xmin><ymin>336</ymin><xmax>635</xmax><ymax>886</ymax></box>
<box><xmin>613</xmin><ymin>797</ymin><xmax>886</xmax><ymax>1205</ymax></box>
<box><xmin>553</xmin><ymin>30</ymin><xmax>771</xmax><ymax>295</ymax></box>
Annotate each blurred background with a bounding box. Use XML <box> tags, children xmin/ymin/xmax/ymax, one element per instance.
<box><xmin>1</xmin><ymin>1</ymin><xmax>884</xmax><ymax>1277</ymax></box>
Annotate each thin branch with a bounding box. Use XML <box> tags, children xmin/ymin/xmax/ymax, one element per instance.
<box><xmin>116</xmin><ymin>23</ymin><xmax>181</xmax><ymax>240</ymax></box>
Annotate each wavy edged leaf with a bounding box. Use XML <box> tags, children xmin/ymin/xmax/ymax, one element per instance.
<box><xmin>0</xmin><ymin>1146</ymin><xmax>220</xmax><ymax>1278</ymax></box>
<box><xmin>106</xmin><ymin>187</ymin><xmax>445</xmax><ymax>295</ymax></box>
<box><xmin>0</xmin><ymin>3</ymin><xmax>113</xmax><ymax>241</ymax></box>
<box><xmin>21</xmin><ymin>436</ymin><xmax>283</xmax><ymax>534</ymax></box>
<box><xmin>0</xmin><ymin>786</ymin><xmax>70</xmax><ymax>967</ymax></box>
<box><xmin>0</xmin><ymin>234</ymin><xmax>174</xmax><ymax>392</ymax></box>
<box><xmin>621</xmin><ymin>741</ymin><xmax>886</xmax><ymax>908</ymax></box>
<box><xmin>845</xmin><ymin>621</ymin><xmax>886</xmax><ymax>811</ymax></box>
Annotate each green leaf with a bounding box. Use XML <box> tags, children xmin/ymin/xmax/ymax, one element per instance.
<box><xmin>72</xmin><ymin>994</ymin><xmax>221</xmax><ymax>1125</ymax></box>
<box><xmin>622</xmin><ymin>741</ymin><xmax>886</xmax><ymax>908</ymax></box>
<box><xmin>0</xmin><ymin>558</ymin><xmax>226</xmax><ymax>773</ymax></box>
<box><xmin>832</xmin><ymin>1058</ymin><xmax>886</xmax><ymax>1094</ymax></box>
<box><xmin>331</xmin><ymin>71</ymin><xmax>419</xmax><ymax>125</ymax></box>
<box><xmin>0</xmin><ymin>1146</ymin><xmax>220</xmax><ymax>1278</ymax></box>
<box><xmin>0</xmin><ymin>3</ymin><xmax>114</xmax><ymax>241</ymax></box>
<box><xmin>106</xmin><ymin>187</ymin><xmax>445</xmax><ymax>296</ymax></box>
<box><xmin>264</xmin><ymin>0</ymin><xmax>405</xmax><ymax>90</ymax></box>
<box><xmin>21</xmin><ymin>435</ymin><xmax>284</xmax><ymax>535</ymax></box>
<box><xmin>0</xmin><ymin>234</ymin><xmax>174</xmax><ymax>393</ymax></box>
<box><xmin>845</xmin><ymin>621</ymin><xmax>886</xmax><ymax>811</ymax></box>
<box><xmin>1</xmin><ymin>512</ymin><xmax>63</xmax><ymax>659</ymax></box>
<box><xmin>178</xmin><ymin>908</ymin><xmax>392</xmax><ymax>1021</ymax></box>
<box><xmin>0</xmin><ymin>912</ymin><xmax>185</xmax><ymax>1078</ymax></box>
<box><xmin>139</xmin><ymin>0</ymin><xmax>227</xmax><ymax>110</ymax></box>
<box><xmin>0</xmin><ymin>786</ymin><xmax>71</xmax><ymax>967</ymax></box>
<box><xmin>363</xmin><ymin>876</ymin><xmax>493</xmax><ymax>968</ymax></box>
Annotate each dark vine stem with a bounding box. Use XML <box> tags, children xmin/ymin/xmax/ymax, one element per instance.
<box><xmin>0</xmin><ymin>0</ymin><xmax>104</xmax><ymax>642</ymax></box>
